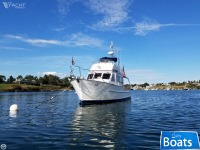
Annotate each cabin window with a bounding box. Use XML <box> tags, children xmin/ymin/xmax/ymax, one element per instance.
<box><xmin>87</xmin><ymin>74</ymin><xmax>93</xmax><ymax>80</ymax></box>
<box><xmin>102</xmin><ymin>73</ymin><xmax>111</xmax><ymax>79</ymax></box>
<box><xmin>94</xmin><ymin>73</ymin><xmax>102</xmax><ymax>79</ymax></box>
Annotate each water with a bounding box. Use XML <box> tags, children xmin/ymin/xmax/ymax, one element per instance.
<box><xmin>0</xmin><ymin>90</ymin><xmax>200</xmax><ymax>149</ymax></box>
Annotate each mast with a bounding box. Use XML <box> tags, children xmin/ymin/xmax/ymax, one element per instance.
<box><xmin>108</xmin><ymin>41</ymin><xmax>120</xmax><ymax>67</ymax></box>
<box><xmin>108</xmin><ymin>41</ymin><xmax>114</xmax><ymax>57</ymax></box>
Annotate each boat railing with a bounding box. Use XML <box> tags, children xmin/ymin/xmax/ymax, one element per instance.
<box><xmin>124</xmin><ymin>76</ymin><xmax>132</xmax><ymax>90</ymax></box>
<box><xmin>70</xmin><ymin>65</ymin><xmax>89</xmax><ymax>78</ymax></box>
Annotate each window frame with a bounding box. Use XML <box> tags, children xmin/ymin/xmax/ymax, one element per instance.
<box><xmin>94</xmin><ymin>73</ymin><xmax>102</xmax><ymax>79</ymax></box>
<box><xmin>87</xmin><ymin>73</ymin><xmax>94</xmax><ymax>80</ymax></box>
<box><xmin>102</xmin><ymin>73</ymin><xmax>111</xmax><ymax>79</ymax></box>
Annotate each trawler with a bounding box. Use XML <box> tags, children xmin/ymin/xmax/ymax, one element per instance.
<box><xmin>68</xmin><ymin>42</ymin><xmax>131</xmax><ymax>103</ymax></box>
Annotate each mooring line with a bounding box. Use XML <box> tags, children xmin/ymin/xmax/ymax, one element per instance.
<box><xmin>0</xmin><ymin>85</ymin><xmax>73</xmax><ymax>119</ymax></box>
<box><xmin>35</xmin><ymin>85</ymin><xmax>72</xmax><ymax>108</ymax></box>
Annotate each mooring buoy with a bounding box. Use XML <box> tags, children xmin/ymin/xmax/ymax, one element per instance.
<box><xmin>9</xmin><ymin>104</ymin><xmax>18</xmax><ymax>111</ymax></box>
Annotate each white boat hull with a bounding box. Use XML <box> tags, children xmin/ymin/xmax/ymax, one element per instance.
<box><xmin>70</xmin><ymin>79</ymin><xmax>131</xmax><ymax>103</ymax></box>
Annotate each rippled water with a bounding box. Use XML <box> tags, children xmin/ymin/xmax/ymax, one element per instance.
<box><xmin>0</xmin><ymin>90</ymin><xmax>200</xmax><ymax>149</ymax></box>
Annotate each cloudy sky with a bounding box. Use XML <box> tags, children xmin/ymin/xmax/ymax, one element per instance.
<box><xmin>0</xmin><ymin>0</ymin><xmax>200</xmax><ymax>84</ymax></box>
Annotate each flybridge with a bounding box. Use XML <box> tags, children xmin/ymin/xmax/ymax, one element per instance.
<box><xmin>99</xmin><ymin>57</ymin><xmax>118</xmax><ymax>63</ymax></box>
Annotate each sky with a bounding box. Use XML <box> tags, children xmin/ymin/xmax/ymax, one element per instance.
<box><xmin>0</xmin><ymin>0</ymin><xmax>200</xmax><ymax>84</ymax></box>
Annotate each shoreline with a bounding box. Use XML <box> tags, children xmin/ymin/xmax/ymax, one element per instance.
<box><xmin>1</xmin><ymin>84</ymin><xmax>199</xmax><ymax>92</ymax></box>
<box><xmin>0</xmin><ymin>84</ymin><xmax>73</xmax><ymax>92</ymax></box>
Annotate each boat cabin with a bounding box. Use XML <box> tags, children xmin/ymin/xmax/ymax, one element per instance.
<box><xmin>87</xmin><ymin>57</ymin><xmax>124</xmax><ymax>86</ymax></box>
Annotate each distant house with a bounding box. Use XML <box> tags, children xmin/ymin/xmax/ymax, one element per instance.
<box><xmin>194</xmin><ymin>82</ymin><xmax>200</xmax><ymax>86</ymax></box>
<box><xmin>14</xmin><ymin>79</ymin><xmax>32</xmax><ymax>84</ymax></box>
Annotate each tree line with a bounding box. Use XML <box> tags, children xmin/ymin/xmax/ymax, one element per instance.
<box><xmin>0</xmin><ymin>74</ymin><xmax>71</xmax><ymax>87</ymax></box>
<box><xmin>130</xmin><ymin>80</ymin><xmax>200</xmax><ymax>90</ymax></box>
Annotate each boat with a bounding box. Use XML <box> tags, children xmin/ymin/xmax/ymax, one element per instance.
<box><xmin>183</xmin><ymin>88</ymin><xmax>190</xmax><ymax>91</ymax></box>
<box><xmin>183</xmin><ymin>85</ymin><xmax>190</xmax><ymax>91</ymax></box>
<box><xmin>68</xmin><ymin>42</ymin><xmax>131</xmax><ymax>103</ymax></box>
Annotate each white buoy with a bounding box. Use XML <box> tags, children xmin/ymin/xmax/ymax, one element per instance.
<box><xmin>9</xmin><ymin>104</ymin><xmax>18</xmax><ymax>111</ymax></box>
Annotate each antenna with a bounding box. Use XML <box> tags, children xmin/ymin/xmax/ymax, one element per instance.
<box><xmin>108</xmin><ymin>41</ymin><xmax>114</xmax><ymax>56</ymax></box>
<box><xmin>110</xmin><ymin>41</ymin><xmax>114</xmax><ymax>50</ymax></box>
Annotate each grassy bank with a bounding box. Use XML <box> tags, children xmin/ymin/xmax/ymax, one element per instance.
<box><xmin>0</xmin><ymin>84</ymin><xmax>71</xmax><ymax>92</ymax></box>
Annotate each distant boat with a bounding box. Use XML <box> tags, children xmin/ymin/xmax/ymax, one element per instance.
<box><xmin>183</xmin><ymin>88</ymin><xmax>190</xmax><ymax>91</ymax></box>
<box><xmin>68</xmin><ymin>42</ymin><xmax>131</xmax><ymax>103</ymax></box>
<box><xmin>183</xmin><ymin>85</ymin><xmax>190</xmax><ymax>91</ymax></box>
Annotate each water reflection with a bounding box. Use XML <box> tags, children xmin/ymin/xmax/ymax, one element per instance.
<box><xmin>69</xmin><ymin>100</ymin><xmax>131</xmax><ymax>149</ymax></box>
<box><xmin>9</xmin><ymin>110</ymin><xmax>17</xmax><ymax>118</ymax></box>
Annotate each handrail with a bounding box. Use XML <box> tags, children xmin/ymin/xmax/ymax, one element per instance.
<box><xmin>124</xmin><ymin>76</ymin><xmax>131</xmax><ymax>90</ymax></box>
<box><xmin>70</xmin><ymin>65</ymin><xmax>89</xmax><ymax>77</ymax></box>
